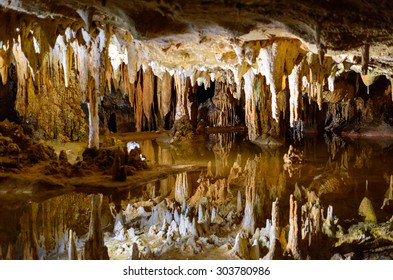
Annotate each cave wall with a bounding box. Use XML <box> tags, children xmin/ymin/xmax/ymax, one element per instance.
<box><xmin>0</xmin><ymin>9</ymin><xmax>392</xmax><ymax>146</ymax></box>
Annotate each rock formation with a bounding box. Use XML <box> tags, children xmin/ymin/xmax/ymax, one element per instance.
<box><xmin>1</xmin><ymin>0</ymin><xmax>393</xmax><ymax>261</ymax></box>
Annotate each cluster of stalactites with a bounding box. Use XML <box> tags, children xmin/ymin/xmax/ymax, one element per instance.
<box><xmin>0</xmin><ymin>15</ymin><xmax>360</xmax><ymax>144</ymax></box>
<box><xmin>0</xmin><ymin>16</ymin><xmax>148</xmax><ymax>147</ymax></box>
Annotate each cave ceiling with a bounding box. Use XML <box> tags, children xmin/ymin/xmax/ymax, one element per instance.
<box><xmin>2</xmin><ymin>0</ymin><xmax>393</xmax><ymax>74</ymax></box>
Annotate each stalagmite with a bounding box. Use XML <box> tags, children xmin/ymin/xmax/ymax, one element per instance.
<box><xmin>68</xmin><ymin>229</ymin><xmax>78</xmax><ymax>260</ymax></box>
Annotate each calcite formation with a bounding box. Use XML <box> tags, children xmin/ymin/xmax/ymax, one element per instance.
<box><xmin>1</xmin><ymin>0</ymin><xmax>393</xmax><ymax>261</ymax></box>
<box><xmin>1</xmin><ymin>1</ymin><xmax>393</xmax><ymax>145</ymax></box>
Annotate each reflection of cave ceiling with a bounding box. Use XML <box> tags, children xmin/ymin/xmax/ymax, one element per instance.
<box><xmin>2</xmin><ymin>0</ymin><xmax>393</xmax><ymax>72</ymax></box>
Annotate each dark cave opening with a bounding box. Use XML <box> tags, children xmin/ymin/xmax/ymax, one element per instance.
<box><xmin>0</xmin><ymin>65</ymin><xmax>19</xmax><ymax>123</ymax></box>
<box><xmin>191</xmin><ymin>82</ymin><xmax>216</xmax><ymax>127</ymax></box>
<box><xmin>108</xmin><ymin>113</ymin><xmax>117</xmax><ymax>133</ymax></box>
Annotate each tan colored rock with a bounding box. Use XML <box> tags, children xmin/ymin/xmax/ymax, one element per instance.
<box><xmin>359</xmin><ymin>197</ymin><xmax>377</xmax><ymax>223</ymax></box>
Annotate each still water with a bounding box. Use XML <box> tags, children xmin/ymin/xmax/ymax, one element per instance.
<box><xmin>0</xmin><ymin>132</ymin><xmax>392</xmax><ymax>259</ymax></box>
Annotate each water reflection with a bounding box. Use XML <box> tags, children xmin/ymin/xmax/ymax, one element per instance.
<box><xmin>0</xmin><ymin>132</ymin><xmax>393</xmax><ymax>259</ymax></box>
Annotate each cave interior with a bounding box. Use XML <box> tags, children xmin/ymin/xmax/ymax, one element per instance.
<box><xmin>1</xmin><ymin>0</ymin><xmax>393</xmax><ymax>260</ymax></box>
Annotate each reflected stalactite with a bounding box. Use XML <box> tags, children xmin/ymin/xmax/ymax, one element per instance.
<box><xmin>285</xmin><ymin>194</ymin><xmax>302</xmax><ymax>259</ymax></box>
<box><xmin>212</xmin><ymin>133</ymin><xmax>234</xmax><ymax>177</ymax></box>
<box><xmin>82</xmin><ymin>194</ymin><xmax>109</xmax><ymax>260</ymax></box>
<box><xmin>241</xmin><ymin>159</ymin><xmax>257</xmax><ymax>234</ymax></box>
<box><xmin>381</xmin><ymin>175</ymin><xmax>393</xmax><ymax>209</ymax></box>
<box><xmin>6</xmin><ymin>244</ymin><xmax>14</xmax><ymax>260</ymax></box>
<box><xmin>68</xmin><ymin>229</ymin><xmax>78</xmax><ymax>260</ymax></box>
<box><xmin>324</xmin><ymin>133</ymin><xmax>346</xmax><ymax>160</ymax></box>
<box><xmin>243</xmin><ymin>70</ymin><xmax>259</xmax><ymax>141</ymax></box>
<box><xmin>263</xmin><ymin>198</ymin><xmax>281</xmax><ymax>260</ymax></box>
<box><xmin>174</xmin><ymin>172</ymin><xmax>192</xmax><ymax>204</ymax></box>
<box><xmin>20</xmin><ymin>207</ymin><xmax>39</xmax><ymax>260</ymax></box>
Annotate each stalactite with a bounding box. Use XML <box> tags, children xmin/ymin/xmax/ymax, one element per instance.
<box><xmin>360</xmin><ymin>72</ymin><xmax>378</xmax><ymax>89</ymax></box>
<box><xmin>174</xmin><ymin>72</ymin><xmax>189</xmax><ymax>120</ymax></box>
<box><xmin>76</xmin><ymin>8</ymin><xmax>93</xmax><ymax>32</ymax></box>
<box><xmin>53</xmin><ymin>35</ymin><xmax>72</xmax><ymax>88</ymax></box>
<box><xmin>135</xmin><ymin>77</ymin><xmax>143</xmax><ymax>132</ymax></box>
<box><xmin>210</xmin><ymin>81</ymin><xmax>236</xmax><ymax>127</ymax></box>
<box><xmin>243</xmin><ymin>69</ymin><xmax>259</xmax><ymax>141</ymax></box>
<box><xmin>257</xmin><ymin>40</ymin><xmax>301</xmax><ymax>120</ymax></box>
<box><xmin>0</xmin><ymin>43</ymin><xmax>12</xmax><ymax>85</ymax></box>
<box><xmin>157</xmin><ymin>71</ymin><xmax>173</xmax><ymax>120</ymax></box>
<box><xmin>87</xmin><ymin>96</ymin><xmax>99</xmax><ymax>148</ymax></box>
<box><xmin>142</xmin><ymin>66</ymin><xmax>154</xmax><ymax>127</ymax></box>
<box><xmin>361</xmin><ymin>44</ymin><xmax>370</xmax><ymax>75</ymax></box>
<box><xmin>315</xmin><ymin>22</ymin><xmax>325</xmax><ymax>65</ymax></box>
<box><xmin>288</xmin><ymin>60</ymin><xmax>303</xmax><ymax>127</ymax></box>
